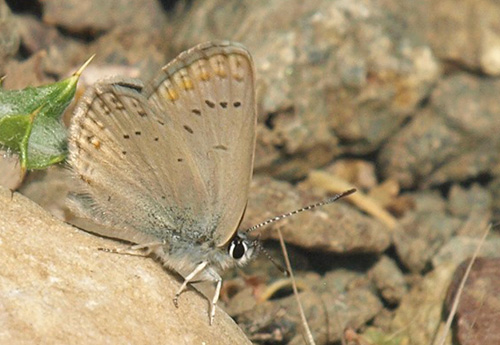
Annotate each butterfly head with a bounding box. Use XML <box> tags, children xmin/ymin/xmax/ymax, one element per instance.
<box><xmin>227</xmin><ymin>232</ymin><xmax>257</xmax><ymax>267</ymax></box>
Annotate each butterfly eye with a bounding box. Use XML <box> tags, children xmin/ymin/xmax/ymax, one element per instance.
<box><xmin>228</xmin><ymin>237</ymin><xmax>247</xmax><ymax>260</ymax></box>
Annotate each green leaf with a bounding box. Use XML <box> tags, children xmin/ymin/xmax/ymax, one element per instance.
<box><xmin>0</xmin><ymin>56</ymin><xmax>94</xmax><ymax>171</ymax></box>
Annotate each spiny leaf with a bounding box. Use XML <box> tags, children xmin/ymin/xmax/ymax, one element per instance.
<box><xmin>0</xmin><ymin>55</ymin><xmax>94</xmax><ymax>171</ymax></box>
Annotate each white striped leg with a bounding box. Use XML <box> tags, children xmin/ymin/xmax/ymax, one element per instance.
<box><xmin>210</xmin><ymin>276</ymin><xmax>222</xmax><ymax>325</ymax></box>
<box><xmin>173</xmin><ymin>261</ymin><xmax>208</xmax><ymax>308</ymax></box>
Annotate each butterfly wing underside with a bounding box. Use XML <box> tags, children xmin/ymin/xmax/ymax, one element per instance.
<box><xmin>68</xmin><ymin>42</ymin><xmax>256</xmax><ymax>248</ymax></box>
<box><xmin>144</xmin><ymin>42</ymin><xmax>256</xmax><ymax>247</ymax></box>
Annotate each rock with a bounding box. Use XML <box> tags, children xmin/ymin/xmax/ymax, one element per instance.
<box><xmin>379</xmin><ymin>0</ymin><xmax>500</xmax><ymax>75</ymax></box>
<box><xmin>447</xmin><ymin>184</ymin><xmax>492</xmax><ymax>237</ymax></box>
<box><xmin>433</xmin><ymin>236</ymin><xmax>500</xmax><ymax>268</ymax></box>
<box><xmin>41</xmin><ymin>0</ymin><xmax>168</xmax><ymax>34</ymax></box>
<box><xmin>14</xmin><ymin>14</ymin><xmax>88</xmax><ymax>77</ymax></box>
<box><xmin>420</xmin><ymin>0</ymin><xmax>500</xmax><ymax>75</ymax></box>
<box><xmin>445</xmin><ymin>257</ymin><xmax>500</xmax><ymax>345</ymax></box>
<box><xmin>3</xmin><ymin>50</ymin><xmax>54</xmax><ymax>89</ymax></box>
<box><xmin>87</xmin><ymin>26</ymin><xmax>166</xmax><ymax>81</ymax></box>
<box><xmin>19</xmin><ymin>166</ymin><xmax>72</xmax><ymax>221</ymax></box>
<box><xmin>394</xmin><ymin>210</ymin><xmax>461</xmax><ymax>272</ymax></box>
<box><xmin>0</xmin><ymin>151</ymin><xmax>24</xmax><ymax>190</ymax></box>
<box><xmin>410</xmin><ymin>189</ymin><xmax>448</xmax><ymax>214</ymax></box>
<box><xmin>447</xmin><ymin>184</ymin><xmax>492</xmax><ymax>219</ymax></box>
<box><xmin>368</xmin><ymin>256</ymin><xmax>407</xmax><ymax>305</ymax></box>
<box><xmin>380</xmin><ymin>73</ymin><xmax>500</xmax><ymax>188</ymax></box>
<box><xmin>0</xmin><ymin>0</ymin><xmax>20</xmax><ymax>74</ymax></box>
<box><xmin>0</xmin><ymin>186</ymin><xmax>251</xmax><ymax>344</ymax></box>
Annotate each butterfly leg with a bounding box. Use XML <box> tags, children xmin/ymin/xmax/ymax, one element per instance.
<box><xmin>210</xmin><ymin>275</ymin><xmax>222</xmax><ymax>325</ymax></box>
<box><xmin>173</xmin><ymin>260</ymin><xmax>208</xmax><ymax>307</ymax></box>
<box><xmin>98</xmin><ymin>241</ymin><xmax>165</xmax><ymax>257</ymax></box>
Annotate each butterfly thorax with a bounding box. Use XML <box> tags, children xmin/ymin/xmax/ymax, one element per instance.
<box><xmin>154</xmin><ymin>228</ymin><xmax>255</xmax><ymax>279</ymax></box>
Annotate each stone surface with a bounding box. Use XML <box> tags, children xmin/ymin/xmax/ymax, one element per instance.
<box><xmin>368</xmin><ymin>255</ymin><xmax>407</xmax><ymax>305</ymax></box>
<box><xmin>379</xmin><ymin>0</ymin><xmax>500</xmax><ymax>75</ymax></box>
<box><xmin>445</xmin><ymin>257</ymin><xmax>500</xmax><ymax>345</ymax></box>
<box><xmin>410</xmin><ymin>189</ymin><xmax>448</xmax><ymax>214</ymax></box>
<box><xmin>433</xmin><ymin>236</ymin><xmax>500</xmax><ymax>268</ymax></box>
<box><xmin>394</xmin><ymin>209</ymin><xmax>461</xmax><ymax>272</ymax></box>
<box><xmin>3</xmin><ymin>50</ymin><xmax>54</xmax><ymax>89</ymax></box>
<box><xmin>447</xmin><ymin>184</ymin><xmax>492</xmax><ymax>219</ymax></box>
<box><xmin>0</xmin><ymin>186</ymin><xmax>251</xmax><ymax>344</ymax></box>
<box><xmin>447</xmin><ymin>184</ymin><xmax>492</xmax><ymax>237</ymax></box>
<box><xmin>19</xmin><ymin>166</ymin><xmax>72</xmax><ymax>221</ymax></box>
<box><xmin>380</xmin><ymin>73</ymin><xmax>500</xmax><ymax>188</ymax></box>
<box><xmin>87</xmin><ymin>26</ymin><xmax>166</xmax><ymax>82</ymax></box>
<box><xmin>42</xmin><ymin>0</ymin><xmax>168</xmax><ymax>34</ymax></box>
<box><xmin>14</xmin><ymin>14</ymin><xmax>88</xmax><ymax>77</ymax></box>
<box><xmin>0</xmin><ymin>152</ymin><xmax>24</xmax><ymax>191</ymax></box>
<box><xmin>15</xmin><ymin>12</ymin><xmax>164</xmax><ymax>80</ymax></box>
<box><xmin>419</xmin><ymin>0</ymin><xmax>500</xmax><ymax>75</ymax></box>
<box><xmin>0</xmin><ymin>0</ymin><xmax>20</xmax><ymax>74</ymax></box>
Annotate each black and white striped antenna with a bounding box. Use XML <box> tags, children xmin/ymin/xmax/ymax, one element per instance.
<box><xmin>244</xmin><ymin>188</ymin><xmax>356</xmax><ymax>235</ymax></box>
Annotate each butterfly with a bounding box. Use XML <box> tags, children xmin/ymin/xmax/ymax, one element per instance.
<box><xmin>68</xmin><ymin>41</ymin><xmax>258</xmax><ymax>325</ymax></box>
<box><xmin>67</xmin><ymin>41</ymin><xmax>355</xmax><ymax>325</ymax></box>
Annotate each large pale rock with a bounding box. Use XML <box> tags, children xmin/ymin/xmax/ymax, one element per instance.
<box><xmin>0</xmin><ymin>186</ymin><xmax>251</xmax><ymax>344</ymax></box>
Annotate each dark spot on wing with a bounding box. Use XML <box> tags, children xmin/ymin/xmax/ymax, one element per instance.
<box><xmin>214</xmin><ymin>145</ymin><xmax>228</xmax><ymax>151</ymax></box>
<box><xmin>205</xmin><ymin>100</ymin><xmax>216</xmax><ymax>108</ymax></box>
<box><xmin>233</xmin><ymin>101</ymin><xmax>241</xmax><ymax>108</ymax></box>
<box><xmin>220</xmin><ymin>102</ymin><xmax>228</xmax><ymax>108</ymax></box>
<box><xmin>131</xmin><ymin>99</ymin><xmax>147</xmax><ymax>117</ymax></box>
<box><xmin>135</xmin><ymin>131</ymin><xmax>141</xmax><ymax>135</ymax></box>
<box><xmin>183</xmin><ymin>125</ymin><xmax>194</xmax><ymax>134</ymax></box>
<box><xmin>111</xmin><ymin>97</ymin><xmax>125</xmax><ymax>110</ymax></box>
<box><xmin>123</xmin><ymin>134</ymin><xmax>130</xmax><ymax>139</ymax></box>
<box><xmin>122</xmin><ymin>151</ymin><xmax>127</xmax><ymax>155</ymax></box>
<box><xmin>192</xmin><ymin>109</ymin><xmax>201</xmax><ymax>116</ymax></box>
<box><xmin>158</xmin><ymin>120</ymin><xmax>165</xmax><ymax>126</ymax></box>
<box><xmin>103</xmin><ymin>105</ymin><xmax>111</xmax><ymax>115</ymax></box>
<box><xmin>177</xmin><ymin>158</ymin><xmax>183</xmax><ymax>162</ymax></box>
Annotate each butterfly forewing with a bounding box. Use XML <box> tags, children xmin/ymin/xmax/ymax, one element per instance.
<box><xmin>69</xmin><ymin>78</ymin><xmax>190</xmax><ymax>243</ymax></box>
<box><xmin>144</xmin><ymin>42</ymin><xmax>256</xmax><ymax>247</ymax></box>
